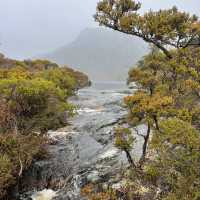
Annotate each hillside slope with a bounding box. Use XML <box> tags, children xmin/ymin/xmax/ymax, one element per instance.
<box><xmin>42</xmin><ymin>28</ymin><xmax>148</xmax><ymax>81</ymax></box>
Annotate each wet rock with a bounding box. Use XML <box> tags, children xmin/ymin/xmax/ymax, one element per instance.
<box><xmin>31</xmin><ymin>189</ymin><xmax>57</xmax><ymax>200</ymax></box>
<box><xmin>111</xmin><ymin>180</ymin><xmax>126</xmax><ymax>190</ymax></box>
<box><xmin>87</xmin><ymin>171</ymin><xmax>101</xmax><ymax>183</ymax></box>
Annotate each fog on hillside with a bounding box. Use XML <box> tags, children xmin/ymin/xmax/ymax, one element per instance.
<box><xmin>0</xmin><ymin>0</ymin><xmax>199</xmax><ymax>81</ymax></box>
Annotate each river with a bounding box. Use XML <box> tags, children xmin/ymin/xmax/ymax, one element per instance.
<box><xmin>20</xmin><ymin>81</ymin><xmax>144</xmax><ymax>200</ymax></box>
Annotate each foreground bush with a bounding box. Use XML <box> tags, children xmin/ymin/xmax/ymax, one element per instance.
<box><xmin>0</xmin><ymin>78</ymin><xmax>73</xmax><ymax>134</ymax></box>
<box><xmin>0</xmin><ymin>55</ymin><xmax>89</xmax><ymax>199</ymax></box>
<box><xmin>0</xmin><ymin>134</ymin><xmax>44</xmax><ymax>198</ymax></box>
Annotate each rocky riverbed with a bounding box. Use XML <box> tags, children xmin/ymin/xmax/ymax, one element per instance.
<box><xmin>20</xmin><ymin>82</ymin><xmax>144</xmax><ymax>200</ymax></box>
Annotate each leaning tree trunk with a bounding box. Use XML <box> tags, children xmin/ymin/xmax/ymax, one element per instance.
<box><xmin>153</xmin><ymin>115</ymin><xmax>160</xmax><ymax>131</ymax></box>
<box><xmin>124</xmin><ymin>149</ymin><xmax>136</xmax><ymax>168</ymax></box>
<box><xmin>139</xmin><ymin>122</ymin><xmax>151</xmax><ymax>167</ymax></box>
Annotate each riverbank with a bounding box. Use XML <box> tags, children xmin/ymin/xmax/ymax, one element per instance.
<box><xmin>0</xmin><ymin>55</ymin><xmax>90</xmax><ymax>200</ymax></box>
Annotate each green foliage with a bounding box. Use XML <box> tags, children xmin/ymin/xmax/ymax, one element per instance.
<box><xmin>127</xmin><ymin>47</ymin><xmax>200</xmax><ymax>125</ymax></box>
<box><xmin>144</xmin><ymin>164</ymin><xmax>160</xmax><ymax>184</ymax></box>
<box><xmin>0</xmin><ymin>154</ymin><xmax>13</xmax><ymax>198</ymax></box>
<box><xmin>0</xmin><ymin>134</ymin><xmax>44</xmax><ymax>198</ymax></box>
<box><xmin>124</xmin><ymin>47</ymin><xmax>200</xmax><ymax>198</ymax></box>
<box><xmin>0</xmin><ymin>78</ymin><xmax>70</xmax><ymax>133</ymax></box>
<box><xmin>0</xmin><ymin>57</ymin><xmax>89</xmax><ymax>134</ymax></box>
<box><xmin>124</xmin><ymin>91</ymin><xmax>173</xmax><ymax>125</ymax></box>
<box><xmin>114</xmin><ymin>127</ymin><xmax>135</xmax><ymax>151</ymax></box>
<box><xmin>150</xmin><ymin>118</ymin><xmax>200</xmax><ymax>200</ymax></box>
<box><xmin>0</xmin><ymin>55</ymin><xmax>89</xmax><ymax>198</ymax></box>
<box><xmin>95</xmin><ymin>0</ymin><xmax>200</xmax><ymax>58</ymax></box>
<box><xmin>95</xmin><ymin>0</ymin><xmax>200</xmax><ymax>199</ymax></box>
<box><xmin>124</xmin><ymin>40</ymin><xmax>200</xmax><ymax>199</ymax></box>
<box><xmin>114</xmin><ymin>127</ymin><xmax>137</xmax><ymax>167</ymax></box>
<box><xmin>40</xmin><ymin>67</ymin><xmax>77</xmax><ymax>96</ymax></box>
<box><xmin>81</xmin><ymin>184</ymin><xmax>117</xmax><ymax>200</ymax></box>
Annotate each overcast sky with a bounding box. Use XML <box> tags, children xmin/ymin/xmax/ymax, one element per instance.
<box><xmin>0</xmin><ymin>0</ymin><xmax>199</xmax><ymax>59</ymax></box>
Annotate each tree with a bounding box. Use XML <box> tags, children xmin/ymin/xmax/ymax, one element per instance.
<box><xmin>0</xmin><ymin>58</ymin><xmax>89</xmax><ymax>134</ymax></box>
<box><xmin>114</xmin><ymin>127</ymin><xmax>136</xmax><ymax>167</ymax></box>
<box><xmin>0</xmin><ymin>78</ymin><xmax>74</xmax><ymax>134</ymax></box>
<box><xmin>95</xmin><ymin>0</ymin><xmax>200</xmax><ymax>58</ymax></box>
<box><xmin>95</xmin><ymin>3</ymin><xmax>200</xmax><ymax>163</ymax></box>
<box><xmin>94</xmin><ymin>1</ymin><xmax>200</xmax><ymax>199</ymax></box>
<box><xmin>124</xmin><ymin>90</ymin><xmax>173</xmax><ymax>164</ymax></box>
<box><xmin>40</xmin><ymin>67</ymin><xmax>77</xmax><ymax>96</ymax></box>
<box><xmin>125</xmin><ymin>46</ymin><xmax>200</xmax><ymax>163</ymax></box>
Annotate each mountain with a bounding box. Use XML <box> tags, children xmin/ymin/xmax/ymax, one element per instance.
<box><xmin>41</xmin><ymin>28</ymin><xmax>148</xmax><ymax>81</ymax></box>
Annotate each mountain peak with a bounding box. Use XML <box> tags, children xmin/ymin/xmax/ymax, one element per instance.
<box><xmin>42</xmin><ymin>28</ymin><xmax>148</xmax><ymax>81</ymax></box>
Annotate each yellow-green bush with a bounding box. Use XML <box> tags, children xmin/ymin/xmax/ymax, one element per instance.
<box><xmin>0</xmin><ymin>55</ymin><xmax>89</xmax><ymax>198</ymax></box>
<box><xmin>0</xmin><ymin>134</ymin><xmax>44</xmax><ymax>199</ymax></box>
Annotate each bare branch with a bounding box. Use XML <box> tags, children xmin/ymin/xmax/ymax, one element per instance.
<box><xmin>18</xmin><ymin>154</ymin><xmax>23</xmax><ymax>177</ymax></box>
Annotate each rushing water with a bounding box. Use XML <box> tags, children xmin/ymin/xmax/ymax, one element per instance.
<box><xmin>21</xmin><ymin>81</ymin><xmax>144</xmax><ymax>200</ymax></box>
<box><xmin>31</xmin><ymin>189</ymin><xmax>57</xmax><ymax>200</ymax></box>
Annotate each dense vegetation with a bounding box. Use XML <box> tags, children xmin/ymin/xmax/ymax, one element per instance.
<box><xmin>126</xmin><ymin>47</ymin><xmax>200</xmax><ymax>199</ymax></box>
<box><xmin>80</xmin><ymin>0</ymin><xmax>200</xmax><ymax>199</ymax></box>
<box><xmin>0</xmin><ymin>54</ymin><xmax>89</xmax><ymax>199</ymax></box>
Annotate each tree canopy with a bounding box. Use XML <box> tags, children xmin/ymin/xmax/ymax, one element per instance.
<box><xmin>95</xmin><ymin>0</ymin><xmax>200</xmax><ymax>58</ymax></box>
